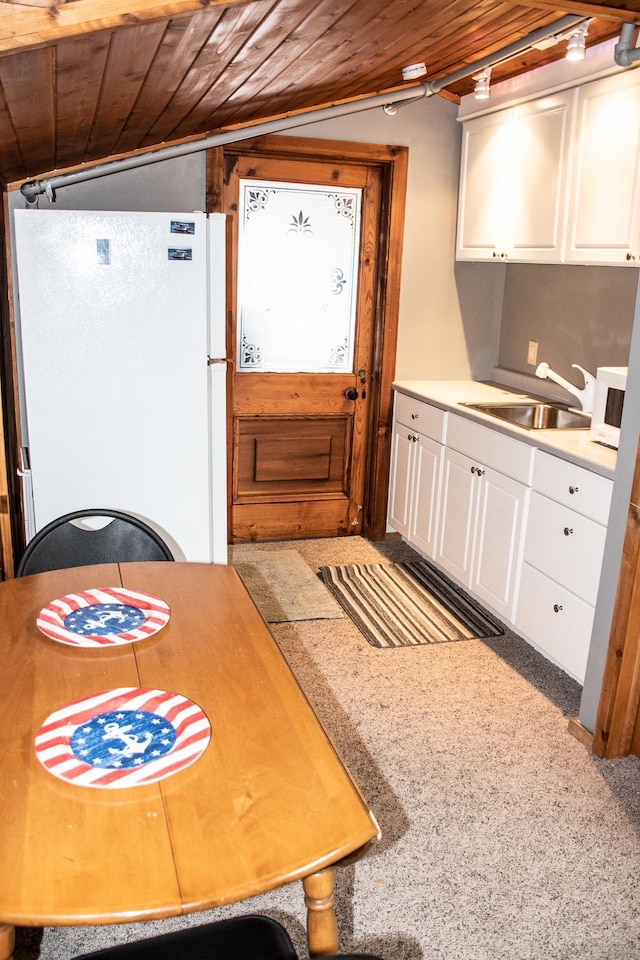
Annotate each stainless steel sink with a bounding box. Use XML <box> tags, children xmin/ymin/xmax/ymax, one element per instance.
<box><xmin>462</xmin><ymin>401</ymin><xmax>591</xmax><ymax>430</ymax></box>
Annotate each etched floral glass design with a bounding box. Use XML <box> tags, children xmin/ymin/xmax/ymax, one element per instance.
<box><xmin>237</xmin><ymin>179</ymin><xmax>362</xmax><ymax>372</ymax></box>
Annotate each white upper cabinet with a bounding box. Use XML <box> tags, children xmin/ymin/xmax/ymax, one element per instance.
<box><xmin>456</xmin><ymin>110</ymin><xmax>512</xmax><ymax>261</ymax></box>
<box><xmin>564</xmin><ymin>69</ymin><xmax>640</xmax><ymax>265</ymax></box>
<box><xmin>457</xmin><ymin>68</ymin><xmax>640</xmax><ymax>265</ymax></box>
<box><xmin>456</xmin><ymin>91</ymin><xmax>574</xmax><ymax>263</ymax></box>
<box><xmin>507</xmin><ymin>92</ymin><xmax>574</xmax><ymax>260</ymax></box>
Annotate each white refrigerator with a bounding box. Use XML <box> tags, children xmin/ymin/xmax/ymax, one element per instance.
<box><xmin>13</xmin><ymin>208</ymin><xmax>228</xmax><ymax>564</ymax></box>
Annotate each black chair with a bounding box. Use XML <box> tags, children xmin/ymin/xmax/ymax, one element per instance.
<box><xmin>72</xmin><ymin>915</ymin><xmax>381</xmax><ymax>960</ymax></box>
<box><xmin>16</xmin><ymin>508</ymin><xmax>174</xmax><ymax>577</ymax></box>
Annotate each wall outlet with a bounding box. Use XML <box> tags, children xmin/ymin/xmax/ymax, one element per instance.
<box><xmin>527</xmin><ymin>340</ymin><xmax>538</xmax><ymax>365</ymax></box>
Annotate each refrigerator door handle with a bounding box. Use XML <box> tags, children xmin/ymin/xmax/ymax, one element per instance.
<box><xmin>17</xmin><ymin>447</ymin><xmax>36</xmax><ymax>542</ymax></box>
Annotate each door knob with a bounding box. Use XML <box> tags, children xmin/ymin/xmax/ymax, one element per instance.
<box><xmin>344</xmin><ymin>387</ymin><xmax>358</xmax><ymax>401</ymax></box>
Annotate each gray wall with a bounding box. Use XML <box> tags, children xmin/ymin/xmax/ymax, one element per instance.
<box><xmin>9</xmin><ymin>153</ymin><xmax>207</xmax><ymax>214</ymax></box>
<box><xmin>498</xmin><ymin>263</ymin><xmax>637</xmax><ymax>382</ymax></box>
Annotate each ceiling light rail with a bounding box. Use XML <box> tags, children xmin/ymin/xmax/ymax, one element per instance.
<box><xmin>19</xmin><ymin>14</ymin><xmax>590</xmax><ymax>202</ymax></box>
<box><xmin>383</xmin><ymin>14</ymin><xmax>586</xmax><ymax>113</ymax></box>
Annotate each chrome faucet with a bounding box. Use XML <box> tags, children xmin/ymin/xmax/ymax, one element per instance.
<box><xmin>535</xmin><ymin>361</ymin><xmax>596</xmax><ymax>414</ymax></box>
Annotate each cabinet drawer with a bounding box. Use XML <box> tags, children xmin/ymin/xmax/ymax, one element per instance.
<box><xmin>524</xmin><ymin>491</ymin><xmax>606</xmax><ymax>605</ymax></box>
<box><xmin>532</xmin><ymin>450</ymin><xmax>612</xmax><ymax>524</ymax></box>
<box><xmin>515</xmin><ymin>563</ymin><xmax>594</xmax><ymax>684</ymax></box>
<box><xmin>394</xmin><ymin>392</ymin><xmax>446</xmax><ymax>442</ymax></box>
<box><xmin>447</xmin><ymin>414</ymin><xmax>534</xmax><ymax>484</ymax></box>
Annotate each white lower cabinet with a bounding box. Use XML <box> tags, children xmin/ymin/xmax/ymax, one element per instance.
<box><xmin>388</xmin><ymin>391</ymin><xmax>614</xmax><ymax>682</ymax></box>
<box><xmin>514</xmin><ymin>451</ymin><xmax>613</xmax><ymax>683</ymax></box>
<box><xmin>436</xmin><ymin>417</ymin><xmax>531</xmax><ymax>621</ymax></box>
<box><xmin>516</xmin><ymin>564</ymin><xmax>597</xmax><ymax>683</ymax></box>
<box><xmin>387</xmin><ymin>394</ymin><xmax>446</xmax><ymax>558</ymax></box>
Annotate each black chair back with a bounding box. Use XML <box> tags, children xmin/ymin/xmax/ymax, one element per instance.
<box><xmin>72</xmin><ymin>915</ymin><xmax>382</xmax><ymax>960</ymax></box>
<box><xmin>16</xmin><ymin>509</ymin><xmax>174</xmax><ymax>577</ymax></box>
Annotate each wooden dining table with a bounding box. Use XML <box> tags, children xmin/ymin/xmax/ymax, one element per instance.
<box><xmin>0</xmin><ymin>561</ymin><xmax>379</xmax><ymax>959</ymax></box>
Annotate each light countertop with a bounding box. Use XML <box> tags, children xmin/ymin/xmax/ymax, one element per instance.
<box><xmin>393</xmin><ymin>379</ymin><xmax>617</xmax><ymax>480</ymax></box>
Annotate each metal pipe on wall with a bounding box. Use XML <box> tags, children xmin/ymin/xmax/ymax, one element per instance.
<box><xmin>19</xmin><ymin>86</ymin><xmax>423</xmax><ymax>201</ymax></box>
<box><xmin>19</xmin><ymin>14</ymin><xmax>585</xmax><ymax>202</ymax></box>
<box><xmin>614</xmin><ymin>23</ymin><xmax>640</xmax><ymax>67</ymax></box>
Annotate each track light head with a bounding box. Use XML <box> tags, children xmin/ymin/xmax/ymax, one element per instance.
<box><xmin>566</xmin><ymin>22</ymin><xmax>589</xmax><ymax>61</ymax></box>
<box><xmin>473</xmin><ymin>68</ymin><xmax>491</xmax><ymax>100</ymax></box>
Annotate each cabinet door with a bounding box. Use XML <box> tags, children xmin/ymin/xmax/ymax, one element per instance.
<box><xmin>471</xmin><ymin>468</ymin><xmax>528</xmax><ymax>620</ymax></box>
<box><xmin>410</xmin><ymin>436</ymin><xmax>443</xmax><ymax>558</ymax></box>
<box><xmin>524</xmin><ymin>491</ymin><xmax>607</xmax><ymax>605</ymax></box>
<box><xmin>387</xmin><ymin>427</ymin><xmax>414</xmax><ymax>538</ymax></box>
<box><xmin>436</xmin><ymin>447</ymin><xmax>478</xmax><ymax>583</ymax></box>
<box><xmin>516</xmin><ymin>563</ymin><xmax>594</xmax><ymax>684</ymax></box>
<box><xmin>565</xmin><ymin>70</ymin><xmax>640</xmax><ymax>265</ymax></box>
<box><xmin>456</xmin><ymin>110</ymin><xmax>512</xmax><ymax>261</ymax></box>
<box><xmin>506</xmin><ymin>91</ymin><xmax>574</xmax><ymax>262</ymax></box>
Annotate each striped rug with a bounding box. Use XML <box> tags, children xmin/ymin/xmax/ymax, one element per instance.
<box><xmin>318</xmin><ymin>559</ymin><xmax>505</xmax><ymax>648</ymax></box>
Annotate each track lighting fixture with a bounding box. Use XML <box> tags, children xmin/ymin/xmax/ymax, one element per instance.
<box><xmin>377</xmin><ymin>15</ymin><xmax>587</xmax><ymax>121</ymax></box>
<box><xmin>473</xmin><ymin>68</ymin><xmax>491</xmax><ymax>100</ymax></box>
<box><xmin>565</xmin><ymin>22</ymin><xmax>589</xmax><ymax>61</ymax></box>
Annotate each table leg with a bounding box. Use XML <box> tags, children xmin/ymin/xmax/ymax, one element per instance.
<box><xmin>303</xmin><ymin>867</ymin><xmax>338</xmax><ymax>956</ymax></box>
<box><xmin>0</xmin><ymin>924</ymin><xmax>14</xmax><ymax>960</ymax></box>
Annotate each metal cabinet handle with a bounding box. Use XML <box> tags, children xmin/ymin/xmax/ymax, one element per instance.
<box><xmin>569</xmin><ymin>485</ymin><xmax>579</xmax><ymax>494</ymax></box>
<box><xmin>563</xmin><ymin>527</ymin><xmax>573</xmax><ymax>536</ymax></box>
<box><xmin>553</xmin><ymin>604</ymin><xmax>563</xmax><ymax>613</ymax></box>
<box><xmin>411</xmin><ymin>412</ymin><xmax>419</xmax><ymax>419</ymax></box>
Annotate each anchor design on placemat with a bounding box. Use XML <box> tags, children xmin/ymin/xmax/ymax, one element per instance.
<box><xmin>102</xmin><ymin>720</ymin><xmax>154</xmax><ymax>758</ymax></box>
<box><xmin>64</xmin><ymin>603</ymin><xmax>145</xmax><ymax>637</ymax></box>
<box><xmin>70</xmin><ymin>710</ymin><xmax>176</xmax><ymax>768</ymax></box>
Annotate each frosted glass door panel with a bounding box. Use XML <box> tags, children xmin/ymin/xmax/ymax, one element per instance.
<box><xmin>237</xmin><ymin>180</ymin><xmax>361</xmax><ymax>372</ymax></box>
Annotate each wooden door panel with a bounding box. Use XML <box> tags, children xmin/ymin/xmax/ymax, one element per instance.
<box><xmin>232</xmin><ymin>499</ymin><xmax>354</xmax><ymax>542</ymax></box>
<box><xmin>235</xmin><ymin>416</ymin><xmax>350</xmax><ymax>499</ymax></box>
<box><xmin>235</xmin><ymin>372</ymin><xmax>357</xmax><ymax>413</ymax></box>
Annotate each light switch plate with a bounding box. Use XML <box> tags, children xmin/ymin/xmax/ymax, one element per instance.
<box><xmin>527</xmin><ymin>340</ymin><xmax>538</xmax><ymax>365</ymax></box>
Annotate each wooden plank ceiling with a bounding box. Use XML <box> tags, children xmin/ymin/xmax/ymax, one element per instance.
<box><xmin>0</xmin><ymin>0</ymin><xmax>638</xmax><ymax>187</ymax></box>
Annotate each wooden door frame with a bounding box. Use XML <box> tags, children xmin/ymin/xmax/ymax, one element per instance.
<box><xmin>591</xmin><ymin>439</ymin><xmax>640</xmax><ymax>758</ymax></box>
<box><xmin>206</xmin><ymin>134</ymin><xmax>408</xmax><ymax>541</ymax></box>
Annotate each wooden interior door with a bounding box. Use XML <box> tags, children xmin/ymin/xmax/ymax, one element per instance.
<box><xmin>221</xmin><ymin>146</ymin><xmax>384</xmax><ymax>543</ymax></box>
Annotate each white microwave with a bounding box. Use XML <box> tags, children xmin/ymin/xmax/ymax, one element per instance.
<box><xmin>590</xmin><ymin>366</ymin><xmax>628</xmax><ymax>449</ymax></box>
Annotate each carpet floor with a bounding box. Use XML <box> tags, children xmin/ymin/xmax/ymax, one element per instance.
<box><xmin>17</xmin><ymin>537</ymin><xmax>640</xmax><ymax>960</ymax></box>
